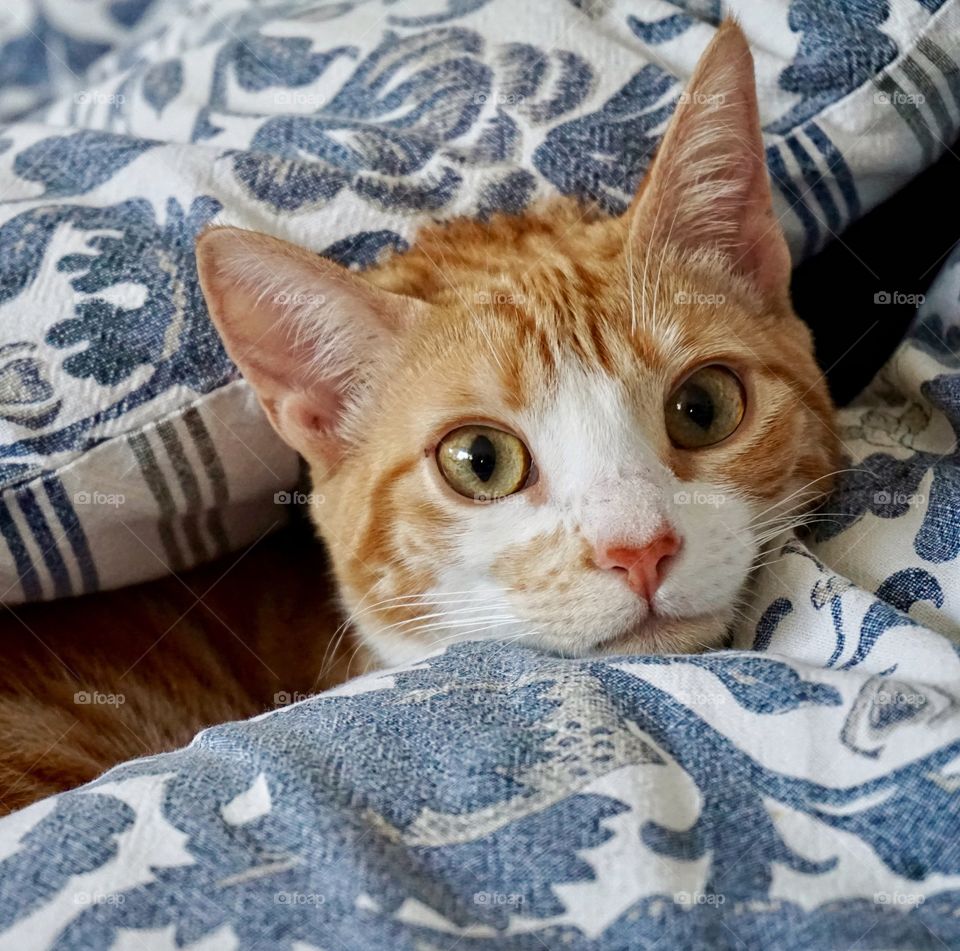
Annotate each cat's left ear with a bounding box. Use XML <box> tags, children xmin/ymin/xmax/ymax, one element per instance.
<box><xmin>630</xmin><ymin>20</ymin><xmax>791</xmax><ymax>305</ymax></box>
<box><xmin>196</xmin><ymin>227</ymin><xmax>431</xmax><ymax>464</ymax></box>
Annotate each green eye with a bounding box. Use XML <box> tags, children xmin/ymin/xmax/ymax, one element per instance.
<box><xmin>665</xmin><ymin>365</ymin><xmax>745</xmax><ymax>449</ymax></box>
<box><xmin>437</xmin><ymin>425</ymin><xmax>532</xmax><ymax>500</ymax></box>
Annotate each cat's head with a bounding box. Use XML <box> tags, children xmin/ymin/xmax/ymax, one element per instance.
<box><xmin>197</xmin><ymin>22</ymin><xmax>839</xmax><ymax>665</ymax></box>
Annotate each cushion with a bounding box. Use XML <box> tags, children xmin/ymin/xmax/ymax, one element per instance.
<box><xmin>1</xmin><ymin>0</ymin><xmax>959</xmax><ymax>599</ymax></box>
<box><xmin>2</xmin><ymin>239</ymin><xmax>960</xmax><ymax>940</ymax></box>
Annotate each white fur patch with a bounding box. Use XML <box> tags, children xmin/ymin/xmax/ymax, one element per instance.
<box><xmin>363</xmin><ymin>363</ymin><xmax>761</xmax><ymax>661</ymax></box>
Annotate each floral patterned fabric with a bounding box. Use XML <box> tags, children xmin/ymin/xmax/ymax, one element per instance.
<box><xmin>1</xmin><ymin>253</ymin><xmax>960</xmax><ymax>951</ymax></box>
<box><xmin>0</xmin><ymin>0</ymin><xmax>958</xmax><ymax>599</ymax></box>
<box><xmin>2</xmin><ymin>6</ymin><xmax>960</xmax><ymax>942</ymax></box>
<box><xmin>3</xmin><ymin>243</ymin><xmax>960</xmax><ymax>951</ymax></box>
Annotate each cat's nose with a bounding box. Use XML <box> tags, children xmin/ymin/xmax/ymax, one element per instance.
<box><xmin>594</xmin><ymin>530</ymin><xmax>682</xmax><ymax>602</ymax></box>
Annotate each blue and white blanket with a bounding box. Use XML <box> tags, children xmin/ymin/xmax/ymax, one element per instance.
<box><xmin>2</xmin><ymin>2</ymin><xmax>960</xmax><ymax>949</ymax></box>
<box><xmin>3</xmin><ymin>254</ymin><xmax>960</xmax><ymax>946</ymax></box>
<box><xmin>1</xmin><ymin>0</ymin><xmax>959</xmax><ymax>599</ymax></box>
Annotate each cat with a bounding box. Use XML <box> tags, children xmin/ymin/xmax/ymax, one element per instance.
<box><xmin>0</xmin><ymin>21</ymin><xmax>839</xmax><ymax>813</ymax></box>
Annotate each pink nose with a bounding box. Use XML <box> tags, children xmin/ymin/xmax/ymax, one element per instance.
<box><xmin>594</xmin><ymin>530</ymin><xmax>682</xmax><ymax>602</ymax></box>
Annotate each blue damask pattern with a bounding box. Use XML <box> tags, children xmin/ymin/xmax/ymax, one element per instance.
<box><xmin>0</xmin><ymin>3</ymin><xmax>958</xmax><ymax>946</ymax></box>
<box><xmin>0</xmin><ymin>639</ymin><xmax>957</xmax><ymax>948</ymax></box>
<box><xmin>0</xmin><ymin>195</ymin><xmax>227</xmax><ymax>460</ymax></box>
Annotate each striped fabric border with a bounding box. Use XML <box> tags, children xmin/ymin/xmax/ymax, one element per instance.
<box><xmin>875</xmin><ymin>41</ymin><xmax>960</xmax><ymax>158</ymax></box>
<box><xmin>767</xmin><ymin>10</ymin><xmax>959</xmax><ymax>258</ymax></box>
<box><xmin>0</xmin><ymin>391</ymin><xmax>294</xmax><ymax>602</ymax></box>
<box><xmin>766</xmin><ymin>122</ymin><xmax>861</xmax><ymax>259</ymax></box>
<box><xmin>128</xmin><ymin>406</ymin><xmax>232</xmax><ymax>573</ymax></box>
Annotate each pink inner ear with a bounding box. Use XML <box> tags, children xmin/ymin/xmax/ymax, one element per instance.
<box><xmin>196</xmin><ymin>227</ymin><xmax>431</xmax><ymax>459</ymax></box>
<box><xmin>631</xmin><ymin>21</ymin><xmax>792</xmax><ymax>303</ymax></box>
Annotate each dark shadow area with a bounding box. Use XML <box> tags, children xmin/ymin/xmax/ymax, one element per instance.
<box><xmin>791</xmin><ymin>137</ymin><xmax>960</xmax><ymax>406</ymax></box>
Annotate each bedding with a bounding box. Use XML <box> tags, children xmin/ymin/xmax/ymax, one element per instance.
<box><xmin>2</xmin><ymin>3</ymin><xmax>960</xmax><ymax>948</ymax></box>
<box><xmin>2</xmin><ymin>247</ymin><xmax>960</xmax><ymax>948</ymax></box>
<box><xmin>1</xmin><ymin>0</ymin><xmax>959</xmax><ymax>599</ymax></box>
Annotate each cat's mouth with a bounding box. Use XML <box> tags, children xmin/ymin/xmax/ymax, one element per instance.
<box><xmin>591</xmin><ymin>610</ymin><xmax>731</xmax><ymax>656</ymax></box>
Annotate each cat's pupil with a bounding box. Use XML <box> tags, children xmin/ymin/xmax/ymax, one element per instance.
<box><xmin>679</xmin><ymin>383</ymin><xmax>715</xmax><ymax>431</ymax></box>
<box><xmin>469</xmin><ymin>435</ymin><xmax>497</xmax><ymax>482</ymax></box>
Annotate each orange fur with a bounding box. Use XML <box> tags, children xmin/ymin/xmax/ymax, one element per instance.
<box><xmin>0</xmin><ymin>21</ymin><xmax>840</xmax><ymax>811</ymax></box>
<box><xmin>0</xmin><ymin>521</ymin><xmax>370</xmax><ymax>814</ymax></box>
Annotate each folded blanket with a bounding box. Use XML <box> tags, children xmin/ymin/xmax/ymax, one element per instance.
<box><xmin>2</xmin><ymin>3</ymin><xmax>960</xmax><ymax>948</ymax></box>
<box><xmin>2</xmin><ymin>246</ymin><xmax>959</xmax><ymax>950</ymax></box>
<box><xmin>1</xmin><ymin>0</ymin><xmax>959</xmax><ymax>600</ymax></box>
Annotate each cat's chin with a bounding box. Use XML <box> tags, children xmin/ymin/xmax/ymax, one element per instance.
<box><xmin>572</xmin><ymin>611</ymin><xmax>733</xmax><ymax>657</ymax></box>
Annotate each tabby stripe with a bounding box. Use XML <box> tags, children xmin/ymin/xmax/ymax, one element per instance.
<box><xmin>766</xmin><ymin>143</ymin><xmax>819</xmax><ymax>258</ymax></box>
<box><xmin>182</xmin><ymin>407</ymin><xmax>230</xmax><ymax>556</ymax></box>
<box><xmin>917</xmin><ymin>37</ymin><xmax>960</xmax><ymax>115</ymax></box>
<box><xmin>875</xmin><ymin>74</ymin><xmax>935</xmax><ymax>160</ymax></box>
<box><xmin>156</xmin><ymin>420</ymin><xmax>208</xmax><ymax>563</ymax></box>
<box><xmin>42</xmin><ymin>474</ymin><xmax>99</xmax><ymax>593</ymax></box>
<box><xmin>0</xmin><ymin>500</ymin><xmax>41</xmax><ymax>600</ymax></box>
<box><xmin>804</xmin><ymin>123</ymin><xmax>861</xmax><ymax>220</ymax></box>
<box><xmin>785</xmin><ymin>134</ymin><xmax>842</xmax><ymax>234</ymax></box>
<box><xmin>128</xmin><ymin>432</ymin><xmax>187</xmax><ymax>572</ymax></box>
<box><xmin>901</xmin><ymin>55</ymin><xmax>953</xmax><ymax>140</ymax></box>
<box><xmin>18</xmin><ymin>487</ymin><xmax>71</xmax><ymax>598</ymax></box>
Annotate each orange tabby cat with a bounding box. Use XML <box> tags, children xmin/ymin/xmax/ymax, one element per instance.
<box><xmin>0</xmin><ymin>22</ymin><xmax>839</xmax><ymax>812</ymax></box>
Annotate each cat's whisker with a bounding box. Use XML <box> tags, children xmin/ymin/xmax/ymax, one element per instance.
<box><xmin>391</xmin><ymin>615</ymin><xmax>515</xmax><ymax>641</ymax></box>
<box><xmin>372</xmin><ymin>604</ymin><xmax>514</xmax><ymax>636</ymax></box>
<box><xmin>354</xmin><ymin>588</ymin><xmax>513</xmax><ymax>609</ymax></box>
<box><xmin>747</xmin><ymin>496</ymin><xmax>826</xmax><ymax>529</ymax></box>
<box><xmin>335</xmin><ymin>589</ymin><xmax>511</xmax><ymax>629</ymax></box>
<box><xmin>317</xmin><ymin>577</ymin><xmax>391</xmax><ymax>679</ymax></box>
<box><xmin>316</xmin><ymin>589</ymin><xmax>518</xmax><ymax>683</ymax></box>
<box><xmin>750</xmin><ymin>513</ymin><xmax>848</xmax><ymax>545</ymax></box>
<box><xmin>747</xmin><ymin>468</ymin><xmax>870</xmax><ymax>524</ymax></box>
<box><xmin>638</xmin><ymin>187</ymin><xmax>669</xmax><ymax>334</ymax></box>
<box><xmin>412</xmin><ymin>623</ymin><xmax>518</xmax><ymax>653</ymax></box>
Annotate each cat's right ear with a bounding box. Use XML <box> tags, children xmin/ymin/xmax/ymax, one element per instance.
<box><xmin>629</xmin><ymin>21</ymin><xmax>792</xmax><ymax>307</ymax></box>
<box><xmin>196</xmin><ymin>227</ymin><xmax>430</xmax><ymax>464</ymax></box>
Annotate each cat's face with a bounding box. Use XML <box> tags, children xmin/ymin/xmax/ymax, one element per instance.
<box><xmin>197</xmin><ymin>22</ymin><xmax>839</xmax><ymax>665</ymax></box>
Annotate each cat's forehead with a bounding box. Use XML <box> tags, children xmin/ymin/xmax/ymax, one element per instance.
<box><xmin>432</xmin><ymin>265</ymin><xmax>756</xmax><ymax>408</ymax></box>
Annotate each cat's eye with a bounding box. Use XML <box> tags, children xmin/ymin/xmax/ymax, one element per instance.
<box><xmin>436</xmin><ymin>425</ymin><xmax>532</xmax><ymax>500</ymax></box>
<box><xmin>665</xmin><ymin>365</ymin><xmax>746</xmax><ymax>449</ymax></box>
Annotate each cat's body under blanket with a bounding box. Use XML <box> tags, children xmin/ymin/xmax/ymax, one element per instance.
<box><xmin>0</xmin><ymin>22</ymin><xmax>839</xmax><ymax>812</ymax></box>
<box><xmin>0</xmin><ymin>523</ymin><xmax>369</xmax><ymax>814</ymax></box>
